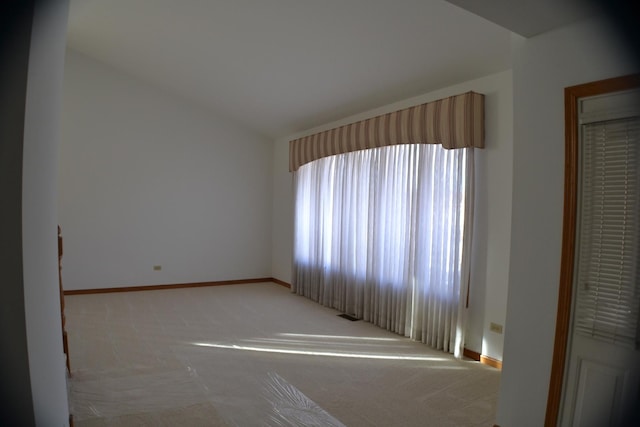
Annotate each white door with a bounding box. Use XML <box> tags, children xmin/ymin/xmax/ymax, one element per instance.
<box><xmin>560</xmin><ymin>89</ymin><xmax>640</xmax><ymax>427</ymax></box>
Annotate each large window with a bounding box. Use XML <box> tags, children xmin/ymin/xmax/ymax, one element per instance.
<box><xmin>293</xmin><ymin>143</ymin><xmax>473</xmax><ymax>355</ymax></box>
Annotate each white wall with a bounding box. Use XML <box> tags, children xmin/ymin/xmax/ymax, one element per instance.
<box><xmin>271</xmin><ymin>70</ymin><xmax>513</xmax><ymax>360</ymax></box>
<box><xmin>59</xmin><ymin>50</ymin><xmax>273</xmax><ymax>290</ymax></box>
<box><xmin>271</xmin><ymin>137</ymin><xmax>294</xmax><ymax>283</ymax></box>
<box><xmin>496</xmin><ymin>19</ymin><xmax>637</xmax><ymax>427</ymax></box>
<box><xmin>22</xmin><ymin>0</ymin><xmax>71</xmax><ymax>424</ymax></box>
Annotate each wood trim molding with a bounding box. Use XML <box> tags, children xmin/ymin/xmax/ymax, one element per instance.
<box><xmin>64</xmin><ymin>277</ymin><xmax>275</xmax><ymax>295</ymax></box>
<box><xmin>463</xmin><ymin>347</ymin><xmax>481</xmax><ymax>361</ymax></box>
<box><xmin>463</xmin><ymin>347</ymin><xmax>502</xmax><ymax>369</ymax></box>
<box><xmin>271</xmin><ymin>278</ymin><xmax>292</xmax><ymax>288</ymax></box>
<box><xmin>545</xmin><ymin>74</ymin><xmax>640</xmax><ymax>427</ymax></box>
<box><xmin>545</xmin><ymin>81</ymin><xmax>581</xmax><ymax>427</ymax></box>
<box><xmin>480</xmin><ymin>355</ymin><xmax>503</xmax><ymax>370</ymax></box>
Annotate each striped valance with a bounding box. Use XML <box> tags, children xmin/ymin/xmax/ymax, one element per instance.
<box><xmin>289</xmin><ymin>91</ymin><xmax>484</xmax><ymax>171</ymax></box>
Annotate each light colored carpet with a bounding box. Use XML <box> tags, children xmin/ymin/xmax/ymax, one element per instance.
<box><xmin>66</xmin><ymin>282</ymin><xmax>500</xmax><ymax>426</ymax></box>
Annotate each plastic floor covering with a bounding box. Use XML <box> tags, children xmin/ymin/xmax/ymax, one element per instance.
<box><xmin>65</xmin><ymin>283</ymin><xmax>500</xmax><ymax>426</ymax></box>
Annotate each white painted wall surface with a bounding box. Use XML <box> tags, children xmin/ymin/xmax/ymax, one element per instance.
<box><xmin>497</xmin><ymin>19</ymin><xmax>637</xmax><ymax>427</ymax></box>
<box><xmin>59</xmin><ymin>50</ymin><xmax>273</xmax><ymax>290</ymax></box>
<box><xmin>475</xmin><ymin>71</ymin><xmax>514</xmax><ymax>361</ymax></box>
<box><xmin>271</xmin><ymin>70</ymin><xmax>513</xmax><ymax>359</ymax></box>
<box><xmin>22</xmin><ymin>0</ymin><xmax>70</xmax><ymax>424</ymax></box>
<box><xmin>271</xmin><ymin>138</ymin><xmax>294</xmax><ymax>283</ymax></box>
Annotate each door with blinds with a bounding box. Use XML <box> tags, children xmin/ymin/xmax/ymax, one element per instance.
<box><xmin>560</xmin><ymin>88</ymin><xmax>640</xmax><ymax>427</ymax></box>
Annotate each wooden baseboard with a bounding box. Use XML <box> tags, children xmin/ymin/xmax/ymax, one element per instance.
<box><xmin>463</xmin><ymin>347</ymin><xmax>481</xmax><ymax>361</ymax></box>
<box><xmin>64</xmin><ymin>277</ymin><xmax>276</xmax><ymax>295</ymax></box>
<box><xmin>271</xmin><ymin>278</ymin><xmax>291</xmax><ymax>288</ymax></box>
<box><xmin>480</xmin><ymin>355</ymin><xmax>503</xmax><ymax>370</ymax></box>
<box><xmin>463</xmin><ymin>347</ymin><xmax>502</xmax><ymax>370</ymax></box>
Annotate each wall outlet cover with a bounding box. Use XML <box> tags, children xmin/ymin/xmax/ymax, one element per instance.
<box><xmin>490</xmin><ymin>322</ymin><xmax>503</xmax><ymax>334</ymax></box>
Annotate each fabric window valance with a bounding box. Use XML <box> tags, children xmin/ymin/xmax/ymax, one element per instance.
<box><xmin>289</xmin><ymin>91</ymin><xmax>484</xmax><ymax>172</ymax></box>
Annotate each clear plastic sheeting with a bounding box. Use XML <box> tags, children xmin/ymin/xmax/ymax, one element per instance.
<box><xmin>65</xmin><ymin>283</ymin><xmax>500</xmax><ymax>426</ymax></box>
<box><xmin>69</xmin><ymin>366</ymin><xmax>210</xmax><ymax>420</ymax></box>
<box><xmin>69</xmin><ymin>367</ymin><xmax>343</xmax><ymax>426</ymax></box>
<box><xmin>69</xmin><ymin>402</ymin><xmax>227</xmax><ymax>426</ymax></box>
<box><xmin>263</xmin><ymin>372</ymin><xmax>346</xmax><ymax>427</ymax></box>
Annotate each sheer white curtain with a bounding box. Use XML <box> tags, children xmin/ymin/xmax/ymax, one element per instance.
<box><xmin>293</xmin><ymin>143</ymin><xmax>474</xmax><ymax>356</ymax></box>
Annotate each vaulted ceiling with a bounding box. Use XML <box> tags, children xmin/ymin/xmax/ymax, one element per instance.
<box><xmin>66</xmin><ymin>0</ymin><xmax>595</xmax><ymax>139</ymax></box>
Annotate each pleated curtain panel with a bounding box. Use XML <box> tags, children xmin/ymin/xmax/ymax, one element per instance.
<box><xmin>290</xmin><ymin>91</ymin><xmax>484</xmax><ymax>357</ymax></box>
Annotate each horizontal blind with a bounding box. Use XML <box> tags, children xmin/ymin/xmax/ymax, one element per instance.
<box><xmin>575</xmin><ymin>116</ymin><xmax>640</xmax><ymax>348</ymax></box>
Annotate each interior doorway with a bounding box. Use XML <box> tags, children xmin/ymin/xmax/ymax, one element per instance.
<box><xmin>546</xmin><ymin>75</ymin><xmax>640</xmax><ymax>426</ymax></box>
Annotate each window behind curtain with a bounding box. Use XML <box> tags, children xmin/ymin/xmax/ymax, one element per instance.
<box><xmin>293</xmin><ymin>143</ymin><xmax>472</xmax><ymax>355</ymax></box>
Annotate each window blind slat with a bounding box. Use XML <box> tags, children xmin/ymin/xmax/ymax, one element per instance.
<box><xmin>575</xmin><ymin>116</ymin><xmax>640</xmax><ymax>348</ymax></box>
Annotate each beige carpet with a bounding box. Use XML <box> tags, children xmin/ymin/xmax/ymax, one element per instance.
<box><xmin>65</xmin><ymin>282</ymin><xmax>500</xmax><ymax>426</ymax></box>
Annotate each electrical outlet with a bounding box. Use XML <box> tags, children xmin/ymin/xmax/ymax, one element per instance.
<box><xmin>490</xmin><ymin>322</ymin><xmax>503</xmax><ymax>334</ymax></box>
<box><xmin>153</xmin><ymin>265</ymin><xmax>162</xmax><ymax>271</ymax></box>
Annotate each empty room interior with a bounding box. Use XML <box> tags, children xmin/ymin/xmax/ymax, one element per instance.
<box><xmin>2</xmin><ymin>0</ymin><xmax>639</xmax><ymax>426</ymax></box>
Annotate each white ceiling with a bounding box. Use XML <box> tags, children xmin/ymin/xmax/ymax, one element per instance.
<box><xmin>445</xmin><ymin>0</ymin><xmax>595</xmax><ymax>37</ymax></box>
<box><xmin>66</xmin><ymin>0</ymin><xmax>594</xmax><ymax>139</ymax></box>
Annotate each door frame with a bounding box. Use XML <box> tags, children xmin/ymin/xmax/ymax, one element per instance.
<box><xmin>545</xmin><ymin>74</ymin><xmax>640</xmax><ymax>426</ymax></box>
